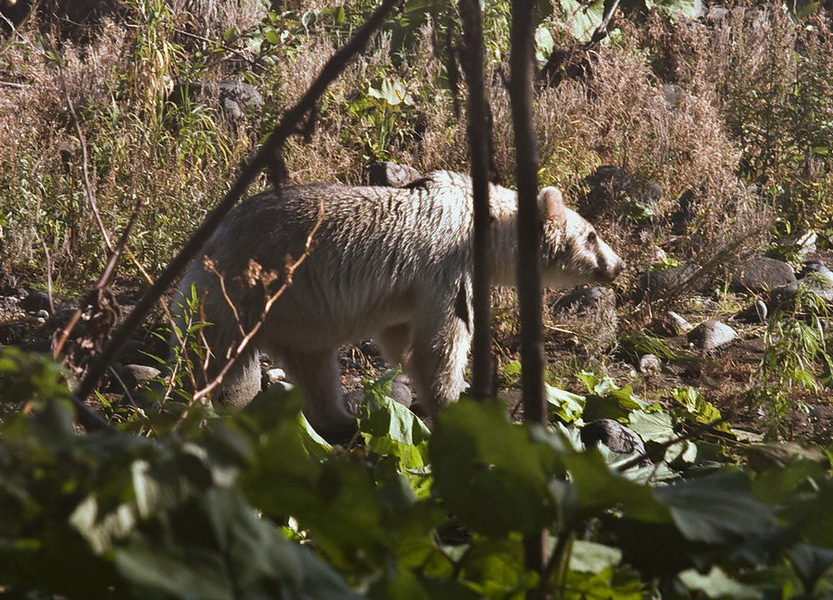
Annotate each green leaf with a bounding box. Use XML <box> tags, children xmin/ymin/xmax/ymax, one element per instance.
<box><xmin>578</xmin><ymin>373</ymin><xmax>648</xmax><ymax>422</ymax></box>
<box><xmin>430</xmin><ymin>398</ymin><xmax>561</xmax><ymax>536</ymax></box>
<box><xmin>568</xmin><ymin>540</ymin><xmax>622</xmax><ymax>573</ymax></box>
<box><xmin>558</xmin><ymin>0</ymin><xmax>605</xmax><ymax>42</ymax></box>
<box><xmin>545</xmin><ymin>383</ymin><xmax>585</xmax><ymax>424</ymax></box>
<box><xmin>679</xmin><ymin>566</ymin><xmax>761</xmax><ymax>599</ymax></box>
<box><xmin>115</xmin><ymin>488</ymin><xmax>356</xmax><ymax>600</ymax></box>
<box><xmin>535</xmin><ymin>26</ymin><xmax>555</xmax><ymax>63</ymax></box>
<box><xmin>563</xmin><ymin>448</ymin><xmax>672</xmax><ymax>523</ymax></box>
<box><xmin>654</xmin><ymin>475</ymin><xmax>776</xmax><ymax>544</ymax></box>
<box><xmin>360</xmin><ymin>370</ymin><xmax>430</xmax><ymax>471</ymax></box>
<box><xmin>788</xmin><ymin>544</ymin><xmax>833</xmax><ymax>595</ymax></box>
<box><xmin>627</xmin><ymin>409</ymin><xmax>674</xmax><ymax>443</ymax></box>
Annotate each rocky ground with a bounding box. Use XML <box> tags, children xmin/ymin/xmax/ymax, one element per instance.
<box><xmin>1</xmin><ymin>248</ymin><xmax>832</xmax><ymax>442</ymax></box>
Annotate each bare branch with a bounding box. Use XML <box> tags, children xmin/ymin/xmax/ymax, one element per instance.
<box><xmin>61</xmin><ymin>77</ymin><xmax>113</xmax><ymax>253</ymax></box>
<box><xmin>192</xmin><ymin>206</ymin><xmax>323</xmax><ymax>403</ymax></box>
<box><xmin>53</xmin><ymin>195</ymin><xmax>145</xmax><ymax>358</ymax></box>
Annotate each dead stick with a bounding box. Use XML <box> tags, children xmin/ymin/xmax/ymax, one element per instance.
<box><xmin>71</xmin><ymin>0</ymin><xmax>401</xmax><ymax>432</ymax></box>
<box><xmin>53</xmin><ymin>196</ymin><xmax>145</xmax><ymax>358</ymax></box>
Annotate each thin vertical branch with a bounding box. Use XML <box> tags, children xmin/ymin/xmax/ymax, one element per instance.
<box><xmin>510</xmin><ymin>0</ymin><xmax>547</xmax><ymax>581</ymax></box>
<box><xmin>459</xmin><ymin>0</ymin><xmax>494</xmax><ymax>400</ymax></box>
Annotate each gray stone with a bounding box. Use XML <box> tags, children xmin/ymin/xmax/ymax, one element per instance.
<box><xmin>687</xmin><ymin>320</ymin><xmax>737</xmax><ymax>351</ymax></box>
<box><xmin>638</xmin><ymin>353</ymin><xmax>662</xmax><ymax>375</ymax></box>
<box><xmin>578</xmin><ymin>165</ymin><xmax>663</xmax><ymax>221</ymax></box>
<box><xmin>0</xmin><ymin>321</ymin><xmax>30</xmax><ymax>345</ymax></box>
<box><xmin>264</xmin><ymin>367</ymin><xmax>287</xmax><ymax>385</ymax></box>
<box><xmin>168</xmin><ymin>80</ymin><xmax>263</xmax><ymax>128</ymax></box>
<box><xmin>115</xmin><ymin>364</ymin><xmax>162</xmax><ymax>390</ymax></box>
<box><xmin>581</xmin><ymin>419</ymin><xmax>647</xmax><ymax>461</ymax></box>
<box><xmin>636</xmin><ymin>263</ymin><xmax>705</xmax><ymax>301</ymax></box>
<box><xmin>552</xmin><ymin>286</ymin><xmax>615</xmax><ymax>316</ymax></box>
<box><xmin>730</xmin><ymin>257</ymin><xmax>796</xmax><ymax>294</ymax></box>
<box><xmin>667</xmin><ymin>311</ymin><xmax>692</xmax><ymax>334</ymax></box>
<box><xmin>736</xmin><ymin>299</ymin><xmax>768</xmax><ymax>324</ymax></box>
<box><xmin>390</xmin><ymin>375</ymin><xmax>413</xmax><ymax>408</ymax></box>
<box><xmin>799</xmin><ymin>260</ymin><xmax>833</xmax><ymax>285</ymax></box>
<box><xmin>662</xmin><ymin>84</ymin><xmax>683</xmax><ymax>110</ymax></box>
<box><xmin>368</xmin><ymin>161</ymin><xmax>423</xmax><ymax>187</ymax></box>
<box><xmin>19</xmin><ymin>290</ymin><xmax>51</xmax><ymax>313</ymax></box>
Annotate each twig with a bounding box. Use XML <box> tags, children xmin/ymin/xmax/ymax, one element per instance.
<box><xmin>60</xmin><ymin>76</ymin><xmax>114</xmax><ymax>253</ymax></box>
<box><xmin>40</xmin><ymin>237</ymin><xmax>55</xmax><ymax>314</ymax></box>
<box><xmin>192</xmin><ymin>209</ymin><xmax>323</xmax><ymax>403</ymax></box>
<box><xmin>71</xmin><ymin>0</ymin><xmax>402</xmax><ymax>430</ymax></box>
<box><xmin>0</xmin><ymin>80</ymin><xmax>31</xmax><ymax>88</ymax></box>
<box><xmin>534</xmin><ymin>527</ymin><xmax>575</xmax><ymax>600</ymax></box>
<box><xmin>616</xmin><ymin>417</ymin><xmax>728</xmax><ymax>473</ymax></box>
<box><xmin>53</xmin><ymin>195</ymin><xmax>145</xmax><ymax>358</ymax></box>
<box><xmin>203</xmin><ymin>258</ymin><xmax>247</xmax><ymax>340</ymax></box>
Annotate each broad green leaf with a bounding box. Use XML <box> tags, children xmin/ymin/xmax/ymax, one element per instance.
<box><xmin>788</xmin><ymin>544</ymin><xmax>833</xmax><ymax>596</ymax></box>
<box><xmin>430</xmin><ymin>398</ymin><xmax>561</xmax><ymax>536</ymax></box>
<box><xmin>545</xmin><ymin>383</ymin><xmax>585</xmax><ymax>424</ymax></box>
<box><xmin>115</xmin><ymin>488</ymin><xmax>356</xmax><ymax>600</ymax></box>
<box><xmin>360</xmin><ymin>370</ymin><xmax>430</xmax><ymax>471</ymax></box>
<box><xmin>678</xmin><ymin>566</ymin><xmax>761</xmax><ymax>599</ymax></box>
<box><xmin>568</xmin><ymin>540</ymin><xmax>622</xmax><ymax>573</ymax></box>
<box><xmin>563</xmin><ymin>448</ymin><xmax>671</xmax><ymax>523</ymax></box>
<box><xmin>558</xmin><ymin>0</ymin><xmax>605</xmax><ymax>42</ymax></box>
<box><xmin>628</xmin><ymin>409</ymin><xmax>674</xmax><ymax>443</ymax></box>
<box><xmin>654</xmin><ymin>475</ymin><xmax>776</xmax><ymax>544</ymax></box>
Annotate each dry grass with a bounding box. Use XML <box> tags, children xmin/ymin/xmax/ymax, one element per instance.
<box><xmin>0</xmin><ymin>1</ymin><xmax>828</xmax><ymax>295</ymax></box>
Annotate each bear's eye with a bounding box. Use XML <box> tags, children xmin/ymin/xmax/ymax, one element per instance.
<box><xmin>587</xmin><ymin>231</ymin><xmax>598</xmax><ymax>244</ymax></box>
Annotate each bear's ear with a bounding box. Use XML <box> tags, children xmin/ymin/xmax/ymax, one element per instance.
<box><xmin>538</xmin><ymin>187</ymin><xmax>566</xmax><ymax>224</ymax></box>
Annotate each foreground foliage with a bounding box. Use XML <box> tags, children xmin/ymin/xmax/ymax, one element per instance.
<box><xmin>2</xmin><ymin>349</ymin><xmax>833</xmax><ymax>599</ymax></box>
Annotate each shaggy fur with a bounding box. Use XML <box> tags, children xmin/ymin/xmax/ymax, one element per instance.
<box><xmin>174</xmin><ymin>171</ymin><xmax>625</xmax><ymax>441</ymax></box>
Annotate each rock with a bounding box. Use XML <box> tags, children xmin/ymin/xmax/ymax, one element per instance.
<box><xmin>636</xmin><ymin>263</ymin><xmax>705</xmax><ymax>301</ymax></box>
<box><xmin>552</xmin><ymin>286</ymin><xmax>615</xmax><ymax>316</ymax></box>
<box><xmin>735</xmin><ymin>299</ymin><xmax>768</xmax><ymax>324</ymax></box>
<box><xmin>667</xmin><ymin>311</ymin><xmax>692</xmax><ymax>334</ymax></box>
<box><xmin>669</xmin><ymin>189</ymin><xmax>697</xmax><ymax>236</ymax></box>
<box><xmin>638</xmin><ymin>353</ymin><xmax>662</xmax><ymax>375</ymax></box>
<box><xmin>730</xmin><ymin>257</ymin><xmax>796</xmax><ymax>294</ymax></box>
<box><xmin>581</xmin><ymin>419</ymin><xmax>647</xmax><ymax>460</ymax></box>
<box><xmin>114</xmin><ymin>364</ymin><xmax>161</xmax><ymax>390</ymax></box>
<box><xmin>687</xmin><ymin>320</ymin><xmax>737</xmax><ymax>351</ymax></box>
<box><xmin>578</xmin><ymin>165</ymin><xmax>663</xmax><ymax>221</ymax></box>
<box><xmin>368</xmin><ymin>161</ymin><xmax>423</xmax><ymax>187</ymax></box>
<box><xmin>799</xmin><ymin>260</ymin><xmax>833</xmax><ymax>285</ymax></box>
<box><xmin>0</xmin><ymin>320</ymin><xmax>30</xmax><ymax>345</ymax></box>
<box><xmin>661</xmin><ymin>83</ymin><xmax>683</xmax><ymax>110</ymax></box>
<box><xmin>760</xmin><ymin>275</ymin><xmax>833</xmax><ymax>315</ymax></box>
<box><xmin>19</xmin><ymin>290</ymin><xmax>51</xmax><ymax>313</ymax></box>
<box><xmin>263</xmin><ymin>367</ymin><xmax>287</xmax><ymax>385</ymax></box>
<box><xmin>390</xmin><ymin>375</ymin><xmax>413</xmax><ymax>408</ymax></box>
<box><xmin>705</xmin><ymin>6</ymin><xmax>729</xmax><ymax>22</ymax></box>
<box><xmin>168</xmin><ymin>80</ymin><xmax>263</xmax><ymax>128</ymax></box>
